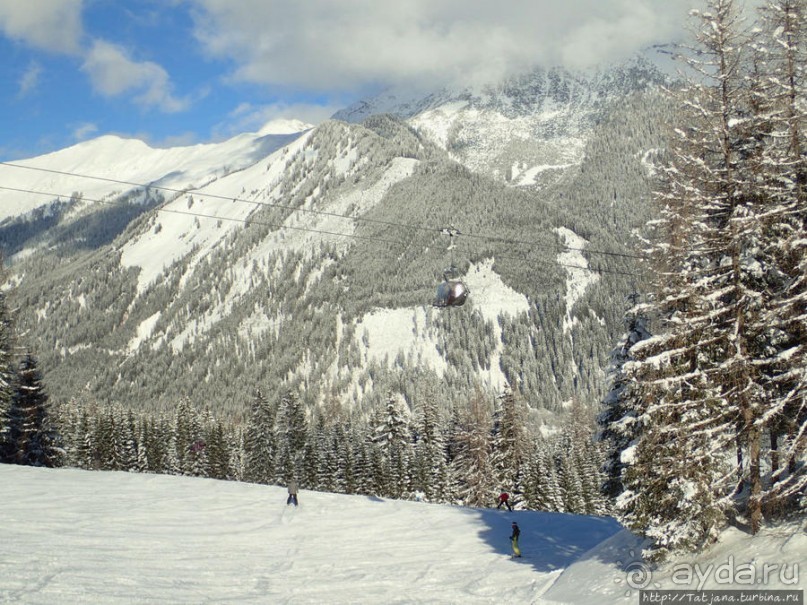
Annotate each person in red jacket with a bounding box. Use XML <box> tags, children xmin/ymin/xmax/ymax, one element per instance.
<box><xmin>496</xmin><ymin>492</ymin><xmax>513</xmax><ymax>511</ymax></box>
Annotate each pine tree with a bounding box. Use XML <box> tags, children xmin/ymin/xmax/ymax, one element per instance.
<box><xmin>615</xmin><ymin>0</ymin><xmax>807</xmax><ymax>555</ymax></box>
<box><xmin>4</xmin><ymin>354</ymin><xmax>62</xmax><ymax>467</ymax></box>
<box><xmin>243</xmin><ymin>389</ymin><xmax>277</xmax><ymax>484</ymax></box>
<box><xmin>752</xmin><ymin>0</ymin><xmax>807</xmax><ymax>518</ymax></box>
<box><xmin>206</xmin><ymin>420</ymin><xmax>232</xmax><ymax>480</ymax></box>
<box><xmin>370</xmin><ymin>392</ymin><xmax>412</xmax><ymax>498</ymax></box>
<box><xmin>0</xmin><ymin>288</ymin><xmax>16</xmax><ymax>459</ymax></box>
<box><xmin>450</xmin><ymin>388</ymin><xmax>495</xmax><ymax>507</ymax></box>
<box><xmin>171</xmin><ymin>397</ymin><xmax>207</xmax><ymax>476</ymax></box>
<box><xmin>412</xmin><ymin>389</ymin><xmax>448</xmax><ymax>501</ymax></box>
<box><xmin>275</xmin><ymin>389</ymin><xmax>308</xmax><ymax>484</ymax></box>
<box><xmin>598</xmin><ymin>295</ymin><xmax>652</xmax><ymax>499</ymax></box>
<box><xmin>523</xmin><ymin>438</ymin><xmax>563</xmax><ymax>511</ymax></box>
<box><xmin>491</xmin><ymin>385</ymin><xmax>530</xmax><ymax>503</ymax></box>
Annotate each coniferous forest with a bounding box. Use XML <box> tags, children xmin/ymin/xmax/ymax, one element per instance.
<box><xmin>0</xmin><ymin>0</ymin><xmax>804</xmax><ymax>564</ymax></box>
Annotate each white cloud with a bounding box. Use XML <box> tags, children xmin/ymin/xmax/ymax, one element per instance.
<box><xmin>0</xmin><ymin>0</ymin><xmax>83</xmax><ymax>54</ymax></box>
<box><xmin>72</xmin><ymin>122</ymin><xmax>98</xmax><ymax>141</ymax></box>
<box><xmin>188</xmin><ymin>0</ymin><xmax>693</xmax><ymax>92</ymax></box>
<box><xmin>81</xmin><ymin>40</ymin><xmax>189</xmax><ymax>112</ymax></box>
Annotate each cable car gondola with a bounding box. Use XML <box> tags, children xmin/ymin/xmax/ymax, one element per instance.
<box><xmin>433</xmin><ymin>228</ymin><xmax>469</xmax><ymax>308</ymax></box>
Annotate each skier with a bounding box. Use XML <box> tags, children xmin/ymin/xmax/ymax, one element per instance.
<box><xmin>510</xmin><ymin>521</ymin><xmax>521</xmax><ymax>558</ymax></box>
<box><xmin>287</xmin><ymin>479</ymin><xmax>299</xmax><ymax>507</ymax></box>
<box><xmin>496</xmin><ymin>492</ymin><xmax>513</xmax><ymax>511</ymax></box>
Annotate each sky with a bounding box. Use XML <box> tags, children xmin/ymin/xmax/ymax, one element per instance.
<box><xmin>3</xmin><ymin>465</ymin><xmax>804</xmax><ymax>604</ymax></box>
<box><xmin>0</xmin><ymin>0</ymin><xmax>694</xmax><ymax>162</ymax></box>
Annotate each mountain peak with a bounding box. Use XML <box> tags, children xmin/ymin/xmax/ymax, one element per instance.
<box><xmin>257</xmin><ymin>119</ymin><xmax>313</xmax><ymax>136</ymax></box>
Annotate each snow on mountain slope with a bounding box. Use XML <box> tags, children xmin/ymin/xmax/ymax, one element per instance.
<box><xmin>555</xmin><ymin>227</ymin><xmax>600</xmax><ymax>334</ymax></box>
<box><xmin>353</xmin><ymin>258</ymin><xmax>529</xmax><ymax>392</ymax></box>
<box><xmin>119</xmin><ymin>130</ymin><xmax>315</xmax><ymax>293</ymax></box>
<box><xmin>0</xmin><ymin>120</ymin><xmax>311</xmax><ymax>222</ymax></box>
<box><xmin>0</xmin><ymin>464</ymin><xmax>620</xmax><ymax>605</ymax></box>
<box><xmin>410</xmin><ymin>104</ymin><xmax>587</xmax><ymax>186</ymax></box>
<box><xmin>3</xmin><ymin>465</ymin><xmax>803</xmax><ymax>605</ymax></box>
<box><xmin>335</xmin><ymin>56</ymin><xmax>668</xmax><ymax>190</ymax></box>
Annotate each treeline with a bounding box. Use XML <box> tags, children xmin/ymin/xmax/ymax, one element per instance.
<box><xmin>48</xmin><ymin>387</ymin><xmax>608</xmax><ymax>516</ymax></box>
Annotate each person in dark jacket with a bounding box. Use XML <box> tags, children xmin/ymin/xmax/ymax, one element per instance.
<box><xmin>510</xmin><ymin>522</ymin><xmax>521</xmax><ymax>558</ymax></box>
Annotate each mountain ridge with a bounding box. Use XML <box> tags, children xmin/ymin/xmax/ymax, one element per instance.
<box><xmin>1</xmin><ymin>57</ymin><xmax>670</xmax><ymax>421</ymax></box>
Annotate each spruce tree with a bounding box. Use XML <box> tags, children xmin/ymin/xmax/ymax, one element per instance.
<box><xmin>275</xmin><ymin>389</ymin><xmax>308</xmax><ymax>484</ymax></box>
<box><xmin>752</xmin><ymin>0</ymin><xmax>807</xmax><ymax>517</ymax></box>
<box><xmin>0</xmin><ymin>288</ymin><xmax>15</xmax><ymax>460</ymax></box>
<box><xmin>412</xmin><ymin>389</ymin><xmax>448</xmax><ymax>501</ymax></box>
<box><xmin>598</xmin><ymin>296</ymin><xmax>652</xmax><ymax>499</ymax></box>
<box><xmin>450</xmin><ymin>388</ymin><xmax>495</xmax><ymax>507</ymax></box>
<box><xmin>616</xmin><ymin>0</ymin><xmax>807</xmax><ymax>556</ymax></box>
<box><xmin>370</xmin><ymin>392</ymin><xmax>412</xmax><ymax>498</ymax></box>
<box><xmin>5</xmin><ymin>354</ymin><xmax>62</xmax><ymax>467</ymax></box>
<box><xmin>243</xmin><ymin>389</ymin><xmax>277</xmax><ymax>484</ymax></box>
<box><xmin>491</xmin><ymin>385</ymin><xmax>530</xmax><ymax>503</ymax></box>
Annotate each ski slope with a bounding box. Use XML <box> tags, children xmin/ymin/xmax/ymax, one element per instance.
<box><xmin>2</xmin><ymin>466</ymin><xmax>804</xmax><ymax>604</ymax></box>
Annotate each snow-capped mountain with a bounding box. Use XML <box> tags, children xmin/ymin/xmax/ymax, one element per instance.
<box><xmin>0</xmin><ymin>58</ymin><xmax>669</xmax><ymax>419</ymax></box>
<box><xmin>0</xmin><ymin>119</ymin><xmax>312</xmax><ymax>223</ymax></box>
<box><xmin>335</xmin><ymin>55</ymin><xmax>668</xmax><ymax>188</ymax></box>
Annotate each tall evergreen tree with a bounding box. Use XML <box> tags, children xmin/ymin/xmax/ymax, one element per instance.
<box><xmin>450</xmin><ymin>388</ymin><xmax>495</xmax><ymax>507</ymax></box>
<box><xmin>243</xmin><ymin>389</ymin><xmax>277</xmax><ymax>484</ymax></box>
<box><xmin>491</xmin><ymin>385</ymin><xmax>530</xmax><ymax>502</ymax></box>
<box><xmin>616</xmin><ymin>0</ymin><xmax>806</xmax><ymax>557</ymax></box>
<box><xmin>617</xmin><ymin>0</ymin><xmax>751</xmax><ymax>554</ymax></box>
<box><xmin>0</xmin><ymin>287</ymin><xmax>16</xmax><ymax>458</ymax></box>
<box><xmin>370</xmin><ymin>392</ymin><xmax>412</xmax><ymax>498</ymax></box>
<box><xmin>412</xmin><ymin>389</ymin><xmax>448</xmax><ymax>501</ymax></box>
<box><xmin>523</xmin><ymin>438</ymin><xmax>563</xmax><ymax>512</ymax></box>
<box><xmin>752</xmin><ymin>0</ymin><xmax>807</xmax><ymax>518</ymax></box>
<box><xmin>599</xmin><ymin>296</ymin><xmax>652</xmax><ymax>498</ymax></box>
<box><xmin>275</xmin><ymin>389</ymin><xmax>308</xmax><ymax>484</ymax></box>
<box><xmin>4</xmin><ymin>354</ymin><xmax>62</xmax><ymax>467</ymax></box>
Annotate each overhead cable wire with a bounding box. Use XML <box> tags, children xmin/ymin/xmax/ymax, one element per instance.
<box><xmin>0</xmin><ymin>161</ymin><xmax>648</xmax><ymax>262</ymax></box>
<box><xmin>0</xmin><ymin>185</ymin><xmax>406</xmax><ymax>246</ymax></box>
<box><xmin>1</xmin><ymin>184</ymin><xmax>646</xmax><ymax>278</ymax></box>
<box><xmin>0</xmin><ymin>161</ymin><xmax>437</xmax><ymax>235</ymax></box>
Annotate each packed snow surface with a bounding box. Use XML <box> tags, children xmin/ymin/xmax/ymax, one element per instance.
<box><xmin>2</xmin><ymin>466</ymin><xmax>804</xmax><ymax>604</ymax></box>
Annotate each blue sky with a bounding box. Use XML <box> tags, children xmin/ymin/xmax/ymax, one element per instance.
<box><xmin>0</xmin><ymin>0</ymin><xmax>692</xmax><ymax>161</ymax></box>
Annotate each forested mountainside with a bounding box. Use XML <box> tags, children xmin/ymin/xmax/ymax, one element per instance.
<box><xmin>1</xmin><ymin>60</ymin><xmax>672</xmax><ymax>423</ymax></box>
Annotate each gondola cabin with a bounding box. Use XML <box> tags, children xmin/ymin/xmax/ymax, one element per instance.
<box><xmin>434</xmin><ymin>279</ymin><xmax>468</xmax><ymax>308</ymax></box>
<box><xmin>433</xmin><ymin>227</ymin><xmax>468</xmax><ymax>308</ymax></box>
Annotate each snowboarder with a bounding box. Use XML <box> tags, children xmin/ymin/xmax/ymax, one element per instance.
<box><xmin>287</xmin><ymin>479</ymin><xmax>298</xmax><ymax>507</ymax></box>
<box><xmin>496</xmin><ymin>492</ymin><xmax>513</xmax><ymax>511</ymax></box>
<box><xmin>510</xmin><ymin>521</ymin><xmax>521</xmax><ymax>558</ymax></box>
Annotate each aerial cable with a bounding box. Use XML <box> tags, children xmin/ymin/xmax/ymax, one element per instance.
<box><xmin>0</xmin><ymin>161</ymin><xmax>648</xmax><ymax>262</ymax></box>
<box><xmin>0</xmin><ymin>185</ymin><xmax>407</xmax><ymax>246</ymax></box>
<box><xmin>0</xmin><ymin>185</ymin><xmax>644</xmax><ymax>278</ymax></box>
<box><xmin>0</xmin><ymin>161</ymin><xmax>438</xmax><ymax>235</ymax></box>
